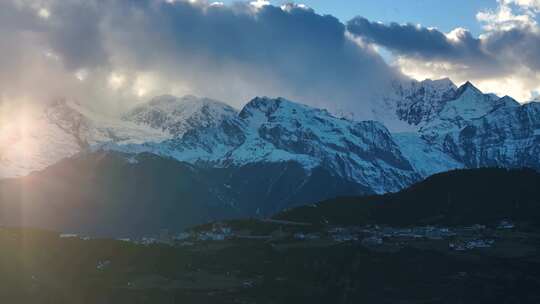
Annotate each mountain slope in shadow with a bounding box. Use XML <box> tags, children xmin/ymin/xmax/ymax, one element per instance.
<box><xmin>276</xmin><ymin>168</ymin><xmax>540</xmax><ymax>227</ymax></box>
<box><xmin>0</xmin><ymin>152</ymin><xmax>368</xmax><ymax>237</ymax></box>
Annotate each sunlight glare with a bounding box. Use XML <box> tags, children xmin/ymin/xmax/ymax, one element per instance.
<box><xmin>0</xmin><ymin>104</ymin><xmax>40</xmax><ymax>166</ymax></box>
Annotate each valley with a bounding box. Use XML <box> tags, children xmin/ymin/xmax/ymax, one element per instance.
<box><xmin>2</xmin><ymin>168</ymin><xmax>540</xmax><ymax>304</ymax></box>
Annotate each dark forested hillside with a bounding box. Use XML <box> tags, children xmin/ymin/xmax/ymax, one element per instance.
<box><xmin>276</xmin><ymin>168</ymin><xmax>540</xmax><ymax>227</ymax></box>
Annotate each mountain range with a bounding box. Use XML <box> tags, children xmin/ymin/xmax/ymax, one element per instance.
<box><xmin>0</xmin><ymin>79</ymin><xmax>539</xmax><ymax>235</ymax></box>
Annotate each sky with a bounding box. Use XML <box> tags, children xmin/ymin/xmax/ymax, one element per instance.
<box><xmin>222</xmin><ymin>0</ymin><xmax>496</xmax><ymax>35</ymax></box>
<box><xmin>1</xmin><ymin>0</ymin><xmax>540</xmax><ymax>118</ymax></box>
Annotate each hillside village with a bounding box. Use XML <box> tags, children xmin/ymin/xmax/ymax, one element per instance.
<box><xmin>57</xmin><ymin>219</ymin><xmax>523</xmax><ymax>254</ymax></box>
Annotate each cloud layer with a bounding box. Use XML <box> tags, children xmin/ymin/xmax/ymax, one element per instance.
<box><xmin>2</xmin><ymin>0</ymin><xmax>538</xmax><ymax>119</ymax></box>
<box><xmin>347</xmin><ymin>1</ymin><xmax>540</xmax><ymax>101</ymax></box>
<box><xmin>0</xmin><ymin>0</ymin><xmax>399</xmax><ymax>116</ymax></box>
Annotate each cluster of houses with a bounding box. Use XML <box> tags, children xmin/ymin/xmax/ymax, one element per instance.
<box><xmin>56</xmin><ymin>219</ymin><xmax>516</xmax><ymax>253</ymax></box>
<box><xmin>326</xmin><ymin>220</ymin><xmax>516</xmax><ymax>251</ymax></box>
<box><xmin>327</xmin><ymin>225</ymin><xmax>458</xmax><ymax>245</ymax></box>
<box><xmin>449</xmin><ymin>239</ymin><xmax>495</xmax><ymax>251</ymax></box>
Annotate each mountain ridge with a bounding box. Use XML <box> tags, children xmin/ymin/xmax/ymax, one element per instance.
<box><xmin>1</xmin><ymin>78</ymin><xmax>539</xmax><ymax>235</ymax></box>
<box><xmin>1</xmin><ymin>78</ymin><xmax>539</xmax><ymax>213</ymax></box>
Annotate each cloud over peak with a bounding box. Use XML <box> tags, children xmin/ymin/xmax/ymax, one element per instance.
<box><xmin>347</xmin><ymin>2</ymin><xmax>540</xmax><ymax>101</ymax></box>
<box><xmin>347</xmin><ymin>17</ymin><xmax>487</xmax><ymax>64</ymax></box>
<box><xmin>2</xmin><ymin>0</ymin><xmax>538</xmax><ymax>117</ymax></box>
<box><xmin>0</xmin><ymin>0</ymin><xmax>398</xmax><ymax>117</ymax></box>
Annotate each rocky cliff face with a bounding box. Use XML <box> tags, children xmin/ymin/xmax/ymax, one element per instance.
<box><xmin>373</xmin><ymin>78</ymin><xmax>458</xmax><ymax>132</ymax></box>
<box><xmin>439</xmin><ymin>101</ymin><xmax>540</xmax><ymax>169</ymax></box>
<box><xmin>383</xmin><ymin>80</ymin><xmax>539</xmax><ymax>178</ymax></box>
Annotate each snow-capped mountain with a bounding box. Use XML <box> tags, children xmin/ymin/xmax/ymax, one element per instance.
<box><xmin>374</xmin><ymin>78</ymin><xmax>458</xmax><ymax>132</ymax></box>
<box><xmin>123</xmin><ymin>95</ymin><xmax>238</xmax><ymax>138</ymax></box>
<box><xmin>1</xmin><ymin>79</ymin><xmax>539</xmax><ymax>194</ymax></box>
<box><xmin>0</xmin><ymin>104</ymin><xmax>80</xmax><ymax>179</ymax></box>
<box><xmin>0</xmin><ymin>100</ymin><xmax>167</xmax><ymax>178</ymax></box>
<box><xmin>1</xmin><ymin>79</ymin><xmax>540</xmax><ymax>235</ymax></box>
<box><xmin>387</xmin><ymin>80</ymin><xmax>539</xmax><ymax>177</ymax></box>
<box><xmin>438</xmin><ymin>99</ymin><xmax>540</xmax><ymax>169</ymax></box>
<box><xmin>230</xmin><ymin>97</ymin><xmax>418</xmax><ymax>193</ymax></box>
<box><xmin>417</xmin><ymin>82</ymin><xmax>516</xmax><ymax>138</ymax></box>
<box><xmin>109</xmin><ymin>96</ymin><xmax>420</xmax><ymax>193</ymax></box>
<box><xmin>46</xmin><ymin>99</ymin><xmax>169</xmax><ymax>147</ymax></box>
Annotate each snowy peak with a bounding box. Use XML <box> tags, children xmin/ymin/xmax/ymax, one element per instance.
<box><xmin>495</xmin><ymin>95</ymin><xmax>520</xmax><ymax>108</ymax></box>
<box><xmin>421</xmin><ymin>78</ymin><xmax>458</xmax><ymax>93</ymax></box>
<box><xmin>238</xmin><ymin>96</ymin><xmax>318</xmax><ymax>121</ymax></box>
<box><xmin>239</xmin><ymin>96</ymin><xmax>282</xmax><ymax>118</ymax></box>
<box><xmin>0</xmin><ymin>101</ymin><xmax>85</xmax><ymax>178</ymax></box>
<box><xmin>376</xmin><ymin>78</ymin><xmax>459</xmax><ymax>131</ymax></box>
<box><xmin>431</xmin><ymin>81</ymin><xmax>508</xmax><ymax>126</ymax></box>
<box><xmin>46</xmin><ymin>99</ymin><xmax>168</xmax><ymax>147</ymax></box>
<box><xmin>441</xmin><ymin>87</ymin><xmax>492</xmax><ymax>119</ymax></box>
<box><xmin>454</xmin><ymin>81</ymin><xmax>483</xmax><ymax>99</ymax></box>
<box><xmin>0</xmin><ymin>99</ymin><xmax>168</xmax><ymax>178</ymax></box>
<box><xmin>383</xmin><ymin>78</ymin><xmax>522</xmax><ymax>137</ymax></box>
<box><xmin>377</xmin><ymin>78</ymin><xmax>522</xmax><ymax>134</ymax></box>
<box><xmin>45</xmin><ymin>100</ymin><xmax>96</xmax><ymax>148</ymax></box>
<box><xmin>227</xmin><ymin>96</ymin><xmax>419</xmax><ymax>192</ymax></box>
<box><xmin>240</xmin><ymin>96</ymin><xmax>332</xmax><ymax>126</ymax></box>
<box><xmin>239</xmin><ymin>96</ymin><xmax>365</xmax><ymax>145</ymax></box>
<box><xmin>124</xmin><ymin>95</ymin><xmax>238</xmax><ymax>137</ymax></box>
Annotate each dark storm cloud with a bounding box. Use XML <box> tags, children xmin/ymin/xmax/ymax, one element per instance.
<box><xmin>346</xmin><ymin>16</ymin><xmax>540</xmax><ymax>79</ymax></box>
<box><xmin>347</xmin><ymin>17</ymin><xmax>483</xmax><ymax>61</ymax></box>
<box><xmin>47</xmin><ymin>1</ymin><xmax>109</xmax><ymax>70</ymax></box>
<box><xmin>482</xmin><ymin>27</ymin><xmax>540</xmax><ymax>71</ymax></box>
<box><xmin>96</xmin><ymin>0</ymin><xmax>399</xmax><ymax>110</ymax></box>
<box><xmin>0</xmin><ymin>0</ymin><xmax>400</xmax><ymax>117</ymax></box>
